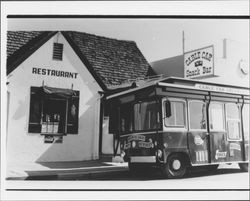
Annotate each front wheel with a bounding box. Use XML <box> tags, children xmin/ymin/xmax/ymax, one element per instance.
<box><xmin>239</xmin><ymin>163</ymin><xmax>249</xmax><ymax>172</ymax></box>
<box><xmin>162</xmin><ymin>153</ymin><xmax>187</xmax><ymax>179</ymax></box>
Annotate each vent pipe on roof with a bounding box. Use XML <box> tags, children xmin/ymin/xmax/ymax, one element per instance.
<box><xmin>223</xmin><ymin>38</ymin><xmax>227</xmax><ymax>59</ymax></box>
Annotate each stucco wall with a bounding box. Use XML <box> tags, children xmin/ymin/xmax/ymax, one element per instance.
<box><xmin>7</xmin><ymin>32</ymin><xmax>103</xmax><ymax>164</ymax></box>
<box><xmin>207</xmin><ymin>39</ymin><xmax>249</xmax><ymax>87</ymax></box>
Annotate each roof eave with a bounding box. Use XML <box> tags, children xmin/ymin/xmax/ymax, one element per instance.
<box><xmin>61</xmin><ymin>31</ymin><xmax>107</xmax><ymax>91</ymax></box>
<box><xmin>7</xmin><ymin>31</ymin><xmax>58</xmax><ymax>75</ymax></box>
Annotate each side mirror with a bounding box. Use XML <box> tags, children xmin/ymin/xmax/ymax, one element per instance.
<box><xmin>165</xmin><ymin>100</ymin><xmax>171</xmax><ymax>118</ymax></box>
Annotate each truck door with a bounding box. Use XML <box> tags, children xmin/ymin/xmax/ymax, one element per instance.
<box><xmin>209</xmin><ymin>102</ymin><xmax>244</xmax><ymax>163</ymax></box>
<box><xmin>187</xmin><ymin>100</ymin><xmax>210</xmax><ymax>165</ymax></box>
<box><xmin>208</xmin><ymin>102</ymin><xmax>228</xmax><ymax>163</ymax></box>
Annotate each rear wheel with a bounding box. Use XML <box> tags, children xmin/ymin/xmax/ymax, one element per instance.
<box><xmin>162</xmin><ymin>153</ymin><xmax>187</xmax><ymax>179</ymax></box>
<box><xmin>239</xmin><ymin>163</ymin><xmax>249</xmax><ymax>172</ymax></box>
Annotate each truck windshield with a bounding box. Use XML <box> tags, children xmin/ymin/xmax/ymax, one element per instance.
<box><xmin>164</xmin><ymin>101</ymin><xmax>185</xmax><ymax>127</ymax></box>
<box><xmin>134</xmin><ymin>100</ymin><xmax>159</xmax><ymax>131</ymax></box>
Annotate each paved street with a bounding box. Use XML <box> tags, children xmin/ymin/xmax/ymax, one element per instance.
<box><xmin>77</xmin><ymin>164</ymin><xmax>249</xmax><ymax>189</ymax></box>
<box><xmin>4</xmin><ymin>164</ymin><xmax>249</xmax><ymax>200</ymax></box>
<box><xmin>8</xmin><ymin>164</ymin><xmax>248</xmax><ymax>188</ymax></box>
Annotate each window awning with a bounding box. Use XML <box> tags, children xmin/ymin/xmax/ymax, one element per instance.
<box><xmin>42</xmin><ymin>85</ymin><xmax>76</xmax><ymax>98</ymax></box>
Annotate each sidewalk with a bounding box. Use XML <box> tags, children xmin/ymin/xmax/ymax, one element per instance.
<box><xmin>6</xmin><ymin>157</ymin><xmax>128</xmax><ymax>180</ymax></box>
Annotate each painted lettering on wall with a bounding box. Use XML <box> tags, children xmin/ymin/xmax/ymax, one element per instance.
<box><xmin>184</xmin><ymin>46</ymin><xmax>214</xmax><ymax>79</ymax></box>
<box><xmin>32</xmin><ymin>67</ymin><xmax>78</xmax><ymax>79</ymax></box>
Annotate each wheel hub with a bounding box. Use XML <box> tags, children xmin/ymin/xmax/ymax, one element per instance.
<box><xmin>172</xmin><ymin>159</ymin><xmax>181</xmax><ymax>170</ymax></box>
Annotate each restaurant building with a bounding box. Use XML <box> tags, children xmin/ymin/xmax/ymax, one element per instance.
<box><xmin>6</xmin><ymin>31</ymin><xmax>152</xmax><ymax>166</ymax></box>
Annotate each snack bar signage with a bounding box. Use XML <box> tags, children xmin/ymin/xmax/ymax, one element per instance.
<box><xmin>184</xmin><ymin>45</ymin><xmax>214</xmax><ymax>79</ymax></box>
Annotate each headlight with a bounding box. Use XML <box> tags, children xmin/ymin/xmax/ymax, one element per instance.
<box><xmin>121</xmin><ymin>151</ymin><xmax>126</xmax><ymax>158</ymax></box>
<box><xmin>132</xmin><ymin>141</ymin><xmax>136</xmax><ymax>148</ymax></box>
<box><xmin>156</xmin><ymin>149</ymin><xmax>163</xmax><ymax>158</ymax></box>
<box><xmin>164</xmin><ymin>142</ymin><xmax>168</xmax><ymax>148</ymax></box>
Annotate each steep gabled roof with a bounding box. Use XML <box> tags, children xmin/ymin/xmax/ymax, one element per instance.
<box><xmin>7</xmin><ymin>31</ymin><xmax>57</xmax><ymax>75</ymax></box>
<box><xmin>62</xmin><ymin>31</ymin><xmax>153</xmax><ymax>89</ymax></box>
<box><xmin>7</xmin><ymin>31</ymin><xmax>154</xmax><ymax>90</ymax></box>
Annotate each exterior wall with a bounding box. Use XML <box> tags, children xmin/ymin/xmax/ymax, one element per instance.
<box><xmin>7</xmin><ymin>32</ymin><xmax>102</xmax><ymax>164</ymax></box>
<box><xmin>207</xmin><ymin>39</ymin><xmax>249</xmax><ymax>87</ymax></box>
<box><xmin>151</xmin><ymin>39</ymin><xmax>249</xmax><ymax>87</ymax></box>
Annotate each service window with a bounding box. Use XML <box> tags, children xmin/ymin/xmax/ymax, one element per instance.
<box><xmin>134</xmin><ymin>100</ymin><xmax>159</xmax><ymax>131</ymax></box>
<box><xmin>164</xmin><ymin>100</ymin><xmax>186</xmax><ymax>127</ymax></box>
<box><xmin>188</xmin><ymin>100</ymin><xmax>207</xmax><ymax>130</ymax></box>
<box><xmin>209</xmin><ymin>102</ymin><xmax>225</xmax><ymax>131</ymax></box>
<box><xmin>225</xmin><ymin>103</ymin><xmax>241</xmax><ymax>140</ymax></box>
<box><xmin>28</xmin><ymin>86</ymin><xmax>79</xmax><ymax>134</ymax></box>
<box><xmin>242</xmin><ymin>104</ymin><xmax>249</xmax><ymax>141</ymax></box>
<box><xmin>41</xmin><ymin>99</ymin><xmax>67</xmax><ymax>134</ymax></box>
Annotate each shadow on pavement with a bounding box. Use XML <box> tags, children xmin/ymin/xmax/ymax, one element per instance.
<box><xmin>90</xmin><ymin>167</ymin><xmax>245</xmax><ymax>181</ymax></box>
<box><xmin>23</xmin><ymin>165</ymin><xmax>246</xmax><ymax>181</ymax></box>
<box><xmin>37</xmin><ymin>160</ymin><xmax>111</xmax><ymax>169</ymax></box>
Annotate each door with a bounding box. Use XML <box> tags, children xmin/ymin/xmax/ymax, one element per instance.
<box><xmin>209</xmin><ymin>102</ymin><xmax>243</xmax><ymax>163</ymax></box>
<box><xmin>187</xmin><ymin>100</ymin><xmax>210</xmax><ymax>165</ymax></box>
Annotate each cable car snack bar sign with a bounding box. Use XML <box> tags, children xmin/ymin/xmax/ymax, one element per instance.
<box><xmin>184</xmin><ymin>45</ymin><xmax>214</xmax><ymax>79</ymax></box>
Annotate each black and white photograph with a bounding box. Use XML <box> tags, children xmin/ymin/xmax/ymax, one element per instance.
<box><xmin>1</xmin><ymin>1</ymin><xmax>249</xmax><ymax>200</ymax></box>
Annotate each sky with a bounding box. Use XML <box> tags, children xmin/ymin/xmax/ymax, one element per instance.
<box><xmin>7</xmin><ymin>18</ymin><xmax>249</xmax><ymax>63</ymax></box>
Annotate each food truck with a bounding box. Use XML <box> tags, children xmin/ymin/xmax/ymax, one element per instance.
<box><xmin>106</xmin><ymin>77</ymin><xmax>249</xmax><ymax>178</ymax></box>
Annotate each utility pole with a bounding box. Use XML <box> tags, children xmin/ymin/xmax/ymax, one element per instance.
<box><xmin>183</xmin><ymin>31</ymin><xmax>186</xmax><ymax>78</ymax></box>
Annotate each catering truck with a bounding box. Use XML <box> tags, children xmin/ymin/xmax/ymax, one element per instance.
<box><xmin>106</xmin><ymin>77</ymin><xmax>249</xmax><ymax>178</ymax></box>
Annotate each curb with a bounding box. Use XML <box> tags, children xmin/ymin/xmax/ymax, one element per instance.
<box><xmin>57</xmin><ymin>168</ymin><xmax>128</xmax><ymax>180</ymax></box>
<box><xmin>6</xmin><ymin>167</ymin><xmax>128</xmax><ymax>180</ymax></box>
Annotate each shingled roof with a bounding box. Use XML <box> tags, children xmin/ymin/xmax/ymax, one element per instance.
<box><xmin>7</xmin><ymin>31</ymin><xmax>57</xmax><ymax>75</ymax></box>
<box><xmin>7</xmin><ymin>31</ymin><xmax>154</xmax><ymax>90</ymax></box>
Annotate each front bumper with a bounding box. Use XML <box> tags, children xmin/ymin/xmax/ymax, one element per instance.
<box><xmin>130</xmin><ymin>156</ymin><xmax>156</xmax><ymax>163</ymax></box>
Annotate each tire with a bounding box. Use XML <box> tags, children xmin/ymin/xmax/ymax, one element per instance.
<box><xmin>162</xmin><ymin>153</ymin><xmax>187</xmax><ymax>179</ymax></box>
<box><xmin>239</xmin><ymin>163</ymin><xmax>249</xmax><ymax>172</ymax></box>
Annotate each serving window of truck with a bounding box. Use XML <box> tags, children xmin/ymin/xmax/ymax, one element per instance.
<box><xmin>106</xmin><ymin>77</ymin><xmax>250</xmax><ymax>178</ymax></box>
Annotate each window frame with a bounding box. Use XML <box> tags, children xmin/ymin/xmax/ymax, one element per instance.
<box><xmin>162</xmin><ymin>97</ymin><xmax>187</xmax><ymax>131</ymax></box>
<box><xmin>28</xmin><ymin>86</ymin><xmax>79</xmax><ymax>135</ymax></box>
<box><xmin>120</xmin><ymin>103</ymin><xmax>133</xmax><ymax>134</ymax></box>
<box><xmin>225</xmin><ymin>102</ymin><xmax>242</xmax><ymax>141</ymax></box>
<box><xmin>130</xmin><ymin>98</ymin><xmax>161</xmax><ymax>133</ymax></box>
<box><xmin>242</xmin><ymin>103</ymin><xmax>249</xmax><ymax>141</ymax></box>
<box><xmin>188</xmin><ymin>100</ymin><xmax>208</xmax><ymax>132</ymax></box>
<box><xmin>209</xmin><ymin>101</ymin><xmax>226</xmax><ymax>132</ymax></box>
